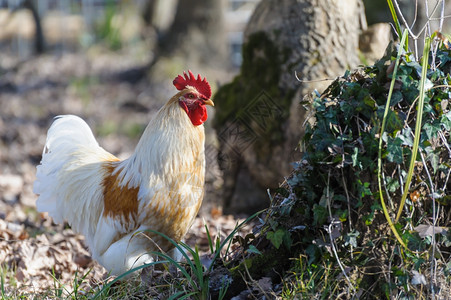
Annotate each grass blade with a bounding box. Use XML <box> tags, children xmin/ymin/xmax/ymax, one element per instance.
<box><xmin>395</xmin><ymin>37</ymin><xmax>431</xmax><ymax>222</ymax></box>
<box><xmin>203</xmin><ymin>218</ymin><xmax>215</xmax><ymax>254</ymax></box>
<box><xmin>386</xmin><ymin>0</ymin><xmax>404</xmax><ymax>45</ymax></box>
<box><xmin>377</xmin><ymin>29</ymin><xmax>409</xmax><ymax>250</ymax></box>
<box><xmin>92</xmin><ymin>261</ymin><xmax>167</xmax><ymax>299</ymax></box>
<box><xmin>208</xmin><ymin>210</ymin><xmax>263</xmax><ymax>272</ymax></box>
<box><xmin>143</xmin><ymin>229</ymin><xmax>194</xmax><ymax>269</ymax></box>
<box><xmin>151</xmin><ymin>251</ymin><xmax>195</xmax><ymax>287</ymax></box>
<box><xmin>1</xmin><ymin>268</ymin><xmax>6</xmax><ymax>298</ymax></box>
<box><xmin>173</xmin><ymin>292</ymin><xmax>198</xmax><ymax>300</ymax></box>
<box><xmin>177</xmin><ymin>241</ymin><xmax>206</xmax><ymax>285</ymax></box>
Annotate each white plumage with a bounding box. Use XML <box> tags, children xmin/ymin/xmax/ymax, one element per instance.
<box><xmin>34</xmin><ymin>80</ymin><xmax>212</xmax><ymax>275</ymax></box>
<box><xmin>33</xmin><ymin>72</ymin><xmax>213</xmax><ymax>274</ymax></box>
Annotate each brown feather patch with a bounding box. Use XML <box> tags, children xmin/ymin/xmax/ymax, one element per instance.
<box><xmin>102</xmin><ymin>160</ymin><xmax>139</xmax><ymax>223</ymax></box>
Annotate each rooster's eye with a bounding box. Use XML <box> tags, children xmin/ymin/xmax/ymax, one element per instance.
<box><xmin>188</xmin><ymin>94</ymin><xmax>195</xmax><ymax>99</ymax></box>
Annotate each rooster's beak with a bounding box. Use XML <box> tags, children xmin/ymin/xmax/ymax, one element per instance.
<box><xmin>204</xmin><ymin>99</ymin><xmax>214</xmax><ymax>107</ymax></box>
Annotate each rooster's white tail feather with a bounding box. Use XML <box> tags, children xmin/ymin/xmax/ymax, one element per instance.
<box><xmin>44</xmin><ymin>115</ymin><xmax>99</xmax><ymax>152</ymax></box>
<box><xmin>34</xmin><ymin>115</ymin><xmax>113</xmax><ymax>234</ymax></box>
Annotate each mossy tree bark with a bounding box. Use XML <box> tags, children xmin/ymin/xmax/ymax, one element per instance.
<box><xmin>214</xmin><ymin>0</ymin><xmax>366</xmax><ymax>213</ymax></box>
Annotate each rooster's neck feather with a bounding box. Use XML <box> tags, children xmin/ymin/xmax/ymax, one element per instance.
<box><xmin>113</xmin><ymin>95</ymin><xmax>205</xmax><ymax>192</ymax></box>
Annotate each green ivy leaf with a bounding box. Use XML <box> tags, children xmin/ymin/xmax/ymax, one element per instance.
<box><xmin>360</xmin><ymin>95</ymin><xmax>377</xmax><ymax>118</ymax></box>
<box><xmin>345</xmin><ymin>230</ymin><xmax>360</xmax><ymax>248</ymax></box>
<box><xmin>337</xmin><ymin>209</ymin><xmax>348</xmax><ymax>222</ymax></box>
<box><xmin>305</xmin><ymin>244</ymin><xmax>320</xmax><ymax>265</ymax></box>
<box><xmin>390</xmin><ymin>90</ymin><xmax>403</xmax><ymax>106</ymax></box>
<box><xmin>425</xmin><ymin>148</ymin><xmax>440</xmax><ymax>174</ymax></box>
<box><xmin>443</xmin><ymin>230</ymin><xmax>451</xmax><ymax>248</ymax></box>
<box><xmin>379</xmin><ymin>108</ymin><xmax>403</xmax><ymax>133</ymax></box>
<box><xmin>313</xmin><ymin>204</ymin><xmax>328</xmax><ymax>225</ymax></box>
<box><xmin>423</xmin><ymin>121</ymin><xmax>441</xmax><ymax>140</ymax></box>
<box><xmin>362</xmin><ymin>212</ymin><xmax>375</xmax><ymax>225</ymax></box>
<box><xmin>385</xmin><ymin>176</ymin><xmax>400</xmax><ymax>193</ymax></box>
<box><xmin>246</xmin><ymin>245</ymin><xmax>262</xmax><ymax>255</ymax></box>
<box><xmin>441</xmin><ymin>111</ymin><xmax>451</xmax><ymax>131</ymax></box>
<box><xmin>398</xmin><ymin>127</ymin><xmax>413</xmax><ymax>146</ymax></box>
<box><xmin>267</xmin><ymin>229</ymin><xmax>285</xmax><ymax>249</ymax></box>
<box><xmin>386</xmin><ymin>137</ymin><xmax>404</xmax><ymax>163</ymax></box>
<box><xmin>283</xmin><ymin>231</ymin><xmax>292</xmax><ymax>249</ymax></box>
<box><xmin>357</xmin><ymin>180</ymin><xmax>373</xmax><ymax>198</ymax></box>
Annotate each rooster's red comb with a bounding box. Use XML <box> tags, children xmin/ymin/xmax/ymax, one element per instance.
<box><xmin>173</xmin><ymin>70</ymin><xmax>211</xmax><ymax>99</ymax></box>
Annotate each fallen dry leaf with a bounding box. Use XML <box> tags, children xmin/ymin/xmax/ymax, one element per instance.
<box><xmin>414</xmin><ymin>224</ymin><xmax>446</xmax><ymax>238</ymax></box>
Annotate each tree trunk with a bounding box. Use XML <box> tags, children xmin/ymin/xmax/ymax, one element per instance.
<box><xmin>142</xmin><ymin>0</ymin><xmax>178</xmax><ymax>34</ymax></box>
<box><xmin>213</xmin><ymin>0</ymin><xmax>366</xmax><ymax>214</ymax></box>
<box><xmin>23</xmin><ymin>0</ymin><xmax>45</xmax><ymax>54</ymax></box>
<box><xmin>155</xmin><ymin>0</ymin><xmax>227</xmax><ymax>67</ymax></box>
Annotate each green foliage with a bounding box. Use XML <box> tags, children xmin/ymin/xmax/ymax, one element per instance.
<box><xmin>264</xmin><ymin>43</ymin><xmax>451</xmax><ymax>298</ymax></box>
<box><xmin>95</xmin><ymin>0</ymin><xmax>122</xmax><ymax>50</ymax></box>
<box><xmin>266</xmin><ymin>228</ymin><xmax>291</xmax><ymax>249</ymax></box>
<box><xmin>69</xmin><ymin>76</ymin><xmax>99</xmax><ymax>107</ymax></box>
<box><xmin>0</xmin><ymin>265</ymin><xmax>16</xmax><ymax>299</ymax></box>
<box><xmin>281</xmin><ymin>254</ymin><xmax>340</xmax><ymax>298</ymax></box>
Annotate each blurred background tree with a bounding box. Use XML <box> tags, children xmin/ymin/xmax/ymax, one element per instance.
<box><xmin>151</xmin><ymin>0</ymin><xmax>227</xmax><ymax>68</ymax></box>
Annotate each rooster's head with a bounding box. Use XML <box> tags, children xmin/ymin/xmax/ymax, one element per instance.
<box><xmin>173</xmin><ymin>70</ymin><xmax>214</xmax><ymax>126</ymax></box>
